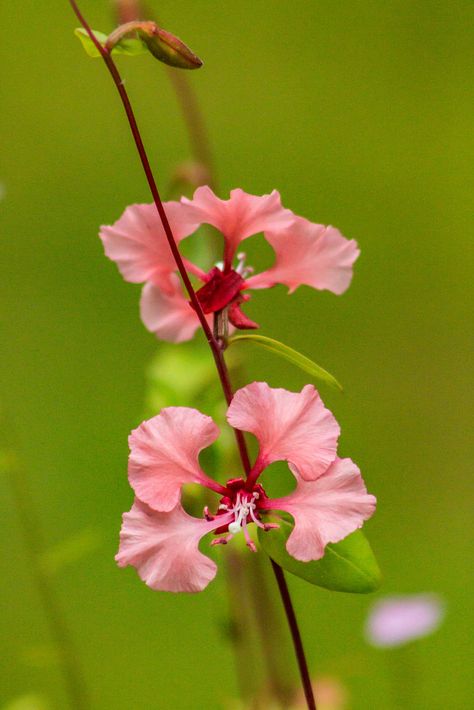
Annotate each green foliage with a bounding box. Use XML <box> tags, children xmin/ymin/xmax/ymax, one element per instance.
<box><xmin>259</xmin><ymin>517</ymin><xmax>381</xmax><ymax>593</ymax></box>
<box><xmin>39</xmin><ymin>527</ymin><xmax>102</xmax><ymax>576</ymax></box>
<box><xmin>74</xmin><ymin>28</ymin><xmax>148</xmax><ymax>58</ymax></box>
<box><xmin>228</xmin><ymin>334</ymin><xmax>342</xmax><ymax>391</ymax></box>
<box><xmin>145</xmin><ymin>343</ymin><xmax>217</xmax><ymax>413</ymax></box>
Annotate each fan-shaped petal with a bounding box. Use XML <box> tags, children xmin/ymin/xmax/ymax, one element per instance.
<box><xmin>227</xmin><ymin>382</ymin><xmax>339</xmax><ymax>481</ymax></box>
<box><xmin>181</xmin><ymin>187</ymin><xmax>294</xmax><ymax>266</ymax></box>
<box><xmin>99</xmin><ymin>202</ymin><xmax>199</xmax><ymax>292</ymax></box>
<box><xmin>116</xmin><ymin>500</ymin><xmax>231</xmax><ymax>592</ymax></box>
<box><xmin>140</xmin><ymin>278</ymin><xmax>211</xmax><ymax>343</ymax></box>
<box><xmin>246</xmin><ymin>217</ymin><xmax>359</xmax><ymax>294</ymax></box>
<box><xmin>128</xmin><ymin>407</ymin><xmax>224</xmax><ymax>512</ymax></box>
<box><xmin>265</xmin><ymin>457</ymin><xmax>376</xmax><ymax>561</ymax></box>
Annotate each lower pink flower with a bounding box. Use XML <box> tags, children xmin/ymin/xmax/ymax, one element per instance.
<box><xmin>116</xmin><ymin>382</ymin><xmax>376</xmax><ymax>592</ymax></box>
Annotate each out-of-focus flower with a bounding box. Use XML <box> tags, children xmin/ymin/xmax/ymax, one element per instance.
<box><xmin>100</xmin><ymin>187</ymin><xmax>359</xmax><ymax>342</ymax></box>
<box><xmin>365</xmin><ymin>594</ymin><xmax>445</xmax><ymax>648</ymax></box>
<box><xmin>226</xmin><ymin>675</ymin><xmax>349</xmax><ymax>710</ymax></box>
<box><xmin>116</xmin><ymin>382</ymin><xmax>375</xmax><ymax>592</ymax></box>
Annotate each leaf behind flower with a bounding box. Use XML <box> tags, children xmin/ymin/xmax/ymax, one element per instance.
<box><xmin>258</xmin><ymin>517</ymin><xmax>381</xmax><ymax>593</ymax></box>
<box><xmin>228</xmin><ymin>334</ymin><xmax>342</xmax><ymax>392</ymax></box>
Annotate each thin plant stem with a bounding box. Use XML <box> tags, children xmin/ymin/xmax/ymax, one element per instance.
<box><xmin>1</xmin><ymin>443</ymin><xmax>88</xmax><ymax>710</ymax></box>
<box><xmin>271</xmin><ymin>561</ymin><xmax>316</xmax><ymax>710</ymax></box>
<box><xmin>165</xmin><ymin>68</ymin><xmax>216</xmax><ymax>188</ymax></box>
<box><xmin>67</xmin><ymin>4</ymin><xmax>316</xmax><ymax>707</ymax></box>
<box><xmin>114</xmin><ymin>0</ymin><xmax>216</xmax><ymax>188</ymax></box>
<box><xmin>69</xmin><ymin>0</ymin><xmax>250</xmax><ymax>474</ymax></box>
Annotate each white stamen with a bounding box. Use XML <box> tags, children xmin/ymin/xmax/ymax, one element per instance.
<box><xmin>249</xmin><ymin>504</ymin><xmax>266</xmax><ymax>529</ymax></box>
<box><xmin>225</xmin><ymin>491</ymin><xmax>262</xmax><ymax>542</ymax></box>
<box><xmin>235</xmin><ymin>252</ymin><xmax>254</xmax><ymax>278</ymax></box>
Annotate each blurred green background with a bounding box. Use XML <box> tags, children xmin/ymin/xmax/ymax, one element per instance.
<box><xmin>1</xmin><ymin>1</ymin><xmax>473</xmax><ymax>708</ymax></box>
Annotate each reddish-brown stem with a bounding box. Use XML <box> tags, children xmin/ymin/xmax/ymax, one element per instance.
<box><xmin>69</xmin><ymin>0</ymin><xmax>250</xmax><ymax>473</ymax></box>
<box><xmin>113</xmin><ymin>1</ymin><xmax>215</xmax><ymax>188</ymax></box>
<box><xmin>271</xmin><ymin>561</ymin><xmax>316</xmax><ymax>710</ymax></box>
<box><xmin>68</xmin><ymin>3</ymin><xmax>315</xmax><ymax>707</ymax></box>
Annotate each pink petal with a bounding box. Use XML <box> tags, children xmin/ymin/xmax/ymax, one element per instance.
<box><xmin>365</xmin><ymin>594</ymin><xmax>445</xmax><ymax>647</ymax></box>
<box><xmin>265</xmin><ymin>458</ymin><xmax>376</xmax><ymax>561</ymax></box>
<box><xmin>116</xmin><ymin>499</ymin><xmax>229</xmax><ymax>592</ymax></box>
<box><xmin>227</xmin><ymin>382</ymin><xmax>340</xmax><ymax>481</ymax></box>
<box><xmin>140</xmin><ymin>278</ymin><xmax>211</xmax><ymax>343</ymax></box>
<box><xmin>181</xmin><ymin>186</ymin><xmax>294</xmax><ymax>265</ymax></box>
<box><xmin>128</xmin><ymin>407</ymin><xmax>224</xmax><ymax>512</ymax></box>
<box><xmin>246</xmin><ymin>217</ymin><xmax>360</xmax><ymax>295</ymax></box>
<box><xmin>99</xmin><ymin>202</ymin><xmax>199</xmax><ymax>292</ymax></box>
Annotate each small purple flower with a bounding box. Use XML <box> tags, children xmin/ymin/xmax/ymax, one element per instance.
<box><xmin>365</xmin><ymin>594</ymin><xmax>445</xmax><ymax>648</ymax></box>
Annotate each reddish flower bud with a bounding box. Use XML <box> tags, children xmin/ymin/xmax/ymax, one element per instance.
<box><xmin>106</xmin><ymin>21</ymin><xmax>202</xmax><ymax>69</ymax></box>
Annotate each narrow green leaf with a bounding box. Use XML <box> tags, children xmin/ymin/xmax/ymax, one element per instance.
<box><xmin>74</xmin><ymin>28</ymin><xmax>148</xmax><ymax>58</ymax></box>
<box><xmin>228</xmin><ymin>334</ymin><xmax>342</xmax><ymax>391</ymax></box>
<box><xmin>258</xmin><ymin>518</ymin><xmax>381</xmax><ymax>593</ymax></box>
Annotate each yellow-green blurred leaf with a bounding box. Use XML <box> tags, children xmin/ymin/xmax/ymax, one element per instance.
<box><xmin>74</xmin><ymin>28</ymin><xmax>147</xmax><ymax>58</ymax></box>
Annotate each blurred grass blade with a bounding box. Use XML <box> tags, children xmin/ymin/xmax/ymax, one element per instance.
<box><xmin>39</xmin><ymin>527</ymin><xmax>102</xmax><ymax>575</ymax></box>
<box><xmin>2</xmin><ymin>696</ymin><xmax>49</xmax><ymax>710</ymax></box>
<box><xmin>258</xmin><ymin>518</ymin><xmax>381</xmax><ymax>593</ymax></box>
<box><xmin>74</xmin><ymin>28</ymin><xmax>147</xmax><ymax>57</ymax></box>
<box><xmin>228</xmin><ymin>334</ymin><xmax>342</xmax><ymax>391</ymax></box>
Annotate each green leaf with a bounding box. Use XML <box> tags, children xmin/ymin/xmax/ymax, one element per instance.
<box><xmin>74</xmin><ymin>28</ymin><xmax>148</xmax><ymax>58</ymax></box>
<box><xmin>228</xmin><ymin>334</ymin><xmax>342</xmax><ymax>391</ymax></box>
<box><xmin>258</xmin><ymin>518</ymin><xmax>381</xmax><ymax>593</ymax></box>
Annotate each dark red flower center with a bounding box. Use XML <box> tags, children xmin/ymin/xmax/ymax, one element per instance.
<box><xmin>195</xmin><ymin>267</ymin><xmax>244</xmax><ymax>313</ymax></box>
<box><xmin>203</xmin><ymin>478</ymin><xmax>278</xmax><ymax>552</ymax></box>
<box><xmin>193</xmin><ymin>259</ymin><xmax>259</xmax><ymax>330</ymax></box>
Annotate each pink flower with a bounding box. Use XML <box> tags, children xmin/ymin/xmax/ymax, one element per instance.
<box><xmin>365</xmin><ymin>594</ymin><xmax>445</xmax><ymax>648</ymax></box>
<box><xmin>116</xmin><ymin>382</ymin><xmax>375</xmax><ymax>592</ymax></box>
<box><xmin>100</xmin><ymin>187</ymin><xmax>359</xmax><ymax>342</ymax></box>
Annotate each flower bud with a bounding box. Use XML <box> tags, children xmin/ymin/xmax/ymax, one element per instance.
<box><xmin>146</xmin><ymin>26</ymin><xmax>202</xmax><ymax>69</ymax></box>
<box><xmin>106</xmin><ymin>21</ymin><xmax>202</xmax><ymax>69</ymax></box>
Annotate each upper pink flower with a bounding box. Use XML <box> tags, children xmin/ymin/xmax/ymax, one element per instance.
<box><xmin>100</xmin><ymin>187</ymin><xmax>360</xmax><ymax>342</ymax></box>
<box><xmin>116</xmin><ymin>382</ymin><xmax>376</xmax><ymax>592</ymax></box>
